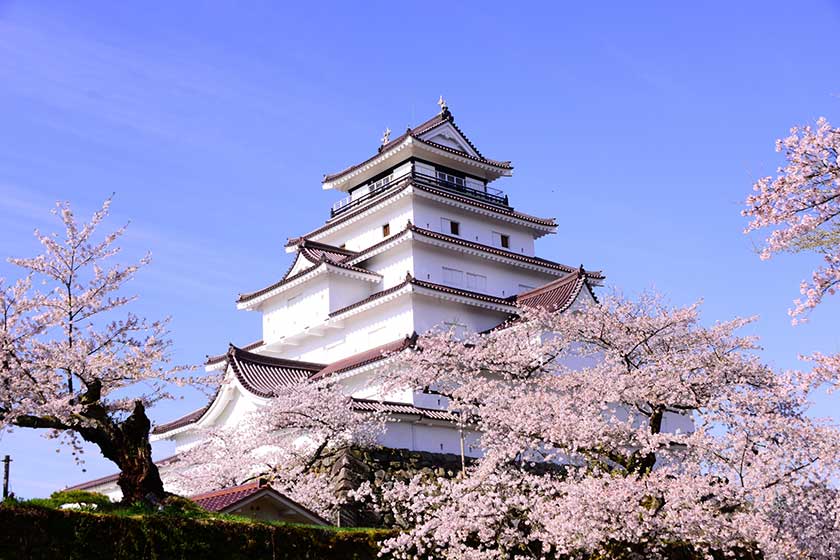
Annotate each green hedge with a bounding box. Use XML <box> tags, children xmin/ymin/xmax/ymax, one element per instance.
<box><xmin>0</xmin><ymin>505</ymin><xmax>393</xmax><ymax>560</ymax></box>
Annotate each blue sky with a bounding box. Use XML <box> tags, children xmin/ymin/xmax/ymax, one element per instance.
<box><xmin>1</xmin><ymin>1</ymin><xmax>838</xmax><ymax>498</ymax></box>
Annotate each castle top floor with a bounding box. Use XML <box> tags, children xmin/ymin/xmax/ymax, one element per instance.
<box><xmin>322</xmin><ymin>101</ymin><xmax>514</xmax><ymax>218</ymax></box>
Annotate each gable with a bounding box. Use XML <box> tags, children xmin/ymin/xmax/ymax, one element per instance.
<box><xmin>417</xmin><ymin>122</ymin><xmax>480</xmax><ymax>158</ymax></box>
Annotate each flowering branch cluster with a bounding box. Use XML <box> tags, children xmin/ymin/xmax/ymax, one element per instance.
<box><xmin>0</xmin><ymin>198</ymin><xmax>189</xmax><ymax>502</ymax></box>
<box><xmin>743</xmin><ymin>117</ymin><xmax>840</xmax><ymax>321</ymax></box>
<box><xmin>361</xmin><ymin>295</ymin><xmax>840</xmax><ymax>559</ymax></box>
<box><xmin>172</xmin><ymin>380</ymin><xmax>386</xmax><ymax>518</ymax></box>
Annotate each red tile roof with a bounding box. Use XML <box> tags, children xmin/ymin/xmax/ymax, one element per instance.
<box><xmin>190</xmin><ymin>481</ymin><xmax>328</xmax><ymax>524</ymax></box>
<box><xmin>514</xmin><ymin>267</ymin><xmax>594</xmax><ymax>312</ymax></box>
<box><xmin>190</xmin><ymin>480</ymin><xmax>264</xmax><ymax>512</ymax></box>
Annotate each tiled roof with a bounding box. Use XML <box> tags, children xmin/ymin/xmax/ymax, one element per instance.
<box><xmin>190</xmin><ymin>481</ymin><xmax>328</xmax><ymax>524</ymax></box>
<box><xmin>328</xmin><ymin>275</ymin><xmax>517</xmax><ymax>320</ymax></box>
<box><xmin>206</xmin><ymin>339</ymin><xmax>264</xmax><ymax>366</ymax></box>
<box><xmin>309</xmin><ymin>335</ymin><xmax>417</xmax><ymax>382</ymax></box>
<box><xmin>514</xmin><ymin>267</ymin><xmax>592</xmax><ymax>312</ymax></box>
<box><xmin>287</xmin><ymin>177</ymin><xmax>556</xmax><ymax>249</ymax></box>
<box><xmin>191</xmin><ymin>480</ymin><xmax>264</xmax><ymax>512</ymax></box>
<box><xmin>298</xmin><ymin>239</ymin><xmax>358</xmax><ymax>265</ymax></box>
<box><xmin>350</xmin><ymin>398</ymin><xmax>458</xmax><ymax>422</ymax></box>
<box><xmin>237</xmin><ymin>260</ymin><xmax>381</xmax><ymax>305</ymax></box>
<box><xmin>345</xmin><ymin>224</ymin><xmax>602</xmax><ymax>278</ymax></box>
<box><xmin>152</xmin><ymin>403</ymin><xmax>213</xmax><ymax>435</ymax></box>
<box><xmin>323</xmin><ymin>109</ymin><xmax>508</xmax><ymax>183</ymax></box>
<box><xmin>64</xmin><ymin>455</ymin><xmax>180</xmax><ymax>491</ymax></box>
<box><xmin>228</xmin><ymin>345</ymin><xmax>324</xmax><ymax>398</ymax></box>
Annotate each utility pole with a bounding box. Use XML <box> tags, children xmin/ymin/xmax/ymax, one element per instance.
<box><xmin>2</xmin><ymin>455</ymin><xmax>11</xmax><ymax>499</ymax></box>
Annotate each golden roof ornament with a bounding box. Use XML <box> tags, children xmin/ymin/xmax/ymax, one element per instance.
<box><xmin>381</xmin><ymin>127</ymin><xmax>391</xmax><ymax>145</ymax></box>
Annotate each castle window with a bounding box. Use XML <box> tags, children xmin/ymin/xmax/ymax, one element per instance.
<box><xmin>466</xmin><ymin>272</ymin><xmax>487</xmax><ymax>292</ymax></box>
<box><xmin>382</xmin><ymin>223</ymin><xmax>390</xmax><ymax>237</ymax></box>
<box><xmin>442</xmin><ymin>266</ymin><xmax>464</xmax><ymax>287</ymax></box>
<box><xmin>441</xmin><ymin>218</ymin><xmax>460</xmax><ymax>236</ymax></box>
<box><xmin>436</xmin><ymin>170</ymin><xmax>465</xmax><ymax>188</ymax></box>
<box><xmin>492</xmin><ymin>231</ymin><xmax>510</xmax><ymax>249</ymax></box>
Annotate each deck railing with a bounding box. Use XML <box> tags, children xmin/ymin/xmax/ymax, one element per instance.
<box><xmin>331</xmin><ymin>171</ymin><xmax>509</xmax><ymax>217</ymax></box>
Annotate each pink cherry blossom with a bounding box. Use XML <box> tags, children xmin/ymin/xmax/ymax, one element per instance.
<box><xmin>356</xmin><ymin>294</ymin><xmax>840</xmax><ymax>559</ymax></box>
<box><xmin>0</xmin><ymin>199</ymin><xmax>190</xmax><ymax>503</ymax></box>
<box><xmin>743</xmin><ymin>117</ymin><xmax>840</xmax><ymax>323</ymax></box>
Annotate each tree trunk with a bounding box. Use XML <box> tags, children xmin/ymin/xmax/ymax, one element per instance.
<box><xmin>14</xmin><ymin>396</ymin><xmax>167</xmax><ymax>505</ymax></box>
<box><xmin>113</xmin><ymin>401</ymin><xmax>167</xmax><ymax>505</ymax></box>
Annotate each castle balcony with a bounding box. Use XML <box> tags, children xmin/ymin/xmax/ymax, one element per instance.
<box><xmin>330</xmin><ymin>170</ymin><xmax>509</xmax><ymax>218</ymax></box>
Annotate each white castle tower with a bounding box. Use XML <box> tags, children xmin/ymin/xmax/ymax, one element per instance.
<box><xmin>152</xmin><ymin>100</ymin><xmax>604</xmax><ymax>455</ymax></box>
<box><xmin>72</xmin><ymin>102</ymin><xmax>604</xmax><ymax>499</ymax></box>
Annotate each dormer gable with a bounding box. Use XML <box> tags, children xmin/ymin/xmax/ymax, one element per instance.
<box><xmin>417</xmin><ymin>120</ymin><xmax>481</xmax><ymax>159</ymax></box>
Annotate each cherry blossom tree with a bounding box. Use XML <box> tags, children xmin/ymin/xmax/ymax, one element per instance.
<box><xmin>358</xmin><ymin>295</ymin><xmax>840</xmax><ymax>559</ymax></box>
<box><xmin>743</xmin><ymin>117</ymin><xmax>840</xmax><ymax>322</ymax></box>
<box><xmin>0</xmin><ymin>199</ymin><xmax>186</xmax><ymax>504</ymax></box>
<box><xmin>172</xmin><ymin>380</ymin><xmax>385</xmax><ymax>518</ymax></box>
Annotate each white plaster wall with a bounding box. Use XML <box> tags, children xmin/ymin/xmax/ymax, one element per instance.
<box><xmin>412</xmin><ymin>242</ymin><xmax>558</xmax><ymax>299</ymax></box>
<box><xmin>261</xmin><ymin>277</ymin><xmax>330</xmax><ymax>344</ymax></box>
<box><xmin>412</xmin><ymin>197</ymin><xmax>537</xmax><ymax>256</ymax></box>
<box><xmin>328</xmin><ymin>274</ymin><xmax>377</xmax><ymax>312</ymax></box>
<box><xmin>362</xmin><ymin>243</ymin><xmax>413</xmax><ymax>289</ymax></box>
<box><xmin>318</xmin><ymin>196</ymin><xmax>413</xmax><ymax>252</ymax></box>
<box><xmin>411</xmin><ymin>295</ymin><xmax>510</xmax><ymax>336</ymax></box>
<box><xmin>279</xmin><ymin>298</ymin><xmax>414</xmax><ymax>364</ymax></box>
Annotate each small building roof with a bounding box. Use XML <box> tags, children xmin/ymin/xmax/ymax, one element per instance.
<box><xmin>190</xmin><ymin>480</ymin><xmax>329</xmax><ymax>525</ymax></box>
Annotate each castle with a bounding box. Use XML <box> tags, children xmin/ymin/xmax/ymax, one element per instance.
<box><xmin>75</xmin><ymin>100</ymin><xmax>603</xmax><ymax>501</ymax></box>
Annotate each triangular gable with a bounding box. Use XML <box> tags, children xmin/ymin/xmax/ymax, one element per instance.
<box><xmin>417</xmin><ymin>121</ymin><xmax>481</xmax><ymax>159</ymax></box>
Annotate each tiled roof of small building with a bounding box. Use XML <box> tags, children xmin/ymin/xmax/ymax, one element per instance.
<box><xmin>190</xmin><ymin>480</ymin><xmax>264</xmax><ymax>512</ymax></box>
<box><xmin>190</xmin><ymin>481</ymin><xmax>328</xmax><ymax>524</ymax></box>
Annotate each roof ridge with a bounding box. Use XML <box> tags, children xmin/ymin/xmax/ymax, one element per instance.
<box><xmin>191</xmin><ymin>480</ymin><xmax>261</xmax><ymax>500</ymax></box>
